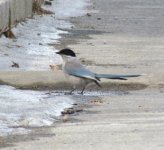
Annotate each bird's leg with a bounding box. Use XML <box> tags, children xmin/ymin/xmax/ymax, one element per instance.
<box><xmin>69</xmin><ymin>88</ymin><xmax>76</xmax><ymax>94</ymax></box>
<box><xmin>80</xmin><ymin>83</ymin><xmax>88</xmax><ymax>95</ymax></box>
<box><xmin>79</xmin><ymin>80</ymin><xmax>91</xmax><ymax>94</ymax></box>
<box><xmin>80</xmin><ymin>80</ymin><xmax>100</xmax><ymax>94</ymax></box>
<box><xmin>65</xmin><ymin>86</ymin><xmax>76</xmax><ymax>95</ymax></box>
<box><xmin>80</xmin><ymin>86</ymin><xmax>86</xmax><ymax>95</ymax></box>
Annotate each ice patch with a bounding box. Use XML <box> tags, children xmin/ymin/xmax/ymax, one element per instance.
<box><xmin>0</xmin><ymin>85</ymin><xmax>73</xmax><ymax>136</ymax></box>
<box><xmin>0</xmin><ymin>0</ymin><xmax>90</xmax><ymax>71</ymax></box>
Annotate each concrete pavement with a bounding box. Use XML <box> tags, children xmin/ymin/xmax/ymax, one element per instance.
<box><xmin>1</xmin><ymin>0</ymin><xmax>164</xmax><ymax>149</ymax></box>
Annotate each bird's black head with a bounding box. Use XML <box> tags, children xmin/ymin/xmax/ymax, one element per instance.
<box><xmin>56</xmin><ymin>48</ymin><xmax>76</xmax><ymax>57</ymax></box>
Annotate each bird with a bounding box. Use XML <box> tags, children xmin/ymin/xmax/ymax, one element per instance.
<box><xmin>56</xmin><ymin>48</ymin><xmax>141</xmax><ymax>94</ymax></box>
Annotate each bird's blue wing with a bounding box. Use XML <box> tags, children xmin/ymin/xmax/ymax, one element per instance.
<box><xmin>66</xmin><ymin>66</ymin><xmax>98</xmax><ymax>80</ymax></box>
<box><xmin>64</xmin><ymin>58</ymin><xmax>98</xmax><ymax>81</ymax></box>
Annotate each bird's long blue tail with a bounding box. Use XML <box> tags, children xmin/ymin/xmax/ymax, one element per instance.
<box><xmin>96</xmin><ymin>74</ymin><xmax>141</xmax><ymax>80</ymax></box>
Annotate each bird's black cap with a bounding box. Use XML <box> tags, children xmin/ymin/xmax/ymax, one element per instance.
<box><xmin>56</xmin><ymin>48</ymin><xmax>76</xmax><ymax>57</ymax></box>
